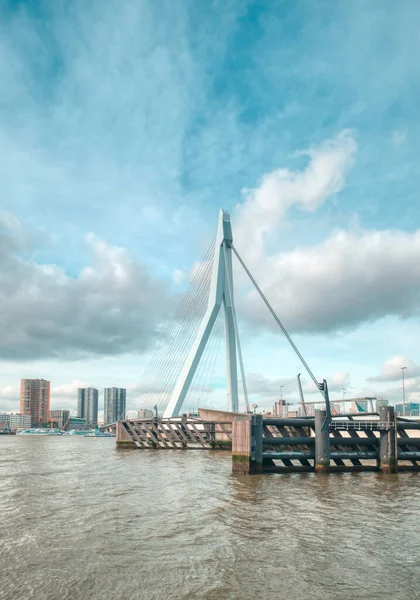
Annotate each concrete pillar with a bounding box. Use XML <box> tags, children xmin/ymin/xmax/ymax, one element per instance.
<box><xmin>380</xmin><ymin>406</ymin><xmax>397</xmax><ymax>474</ymax></box>
<box><xmin>315</xmin><ymin>409</ymin><xmax>330</xmax><ymax>473</ymax></box>
<box><xmin>116</xmin><ymin>421</ymin><xmax>137</xmax><ymax>449</ymax></box>
<box><xmin>232</xmin><ymin>415</ymin><xmax>263</xmax><ymax>474</ymax></box>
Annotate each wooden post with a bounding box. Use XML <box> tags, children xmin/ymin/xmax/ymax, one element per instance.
<box><xmin>116</xmin><ymin>421</ymin><xmax>137</xmax><ymax>449</ymax></box>
<box><xmin>232</xmin><ymin>415</ymin><xmax>262</xmax><ymax>474</ymax></box>
<box><xmin>380</xmin><ymin>406</ymin><xmax>397</xmax><ymax>474</ymax></box>
<box><xmin>315</xmin><ymin>409</ymin><xmax>330</xmax><ymax>473</ymax></box>
<box><xmin>253</xmin><ymin>415</ymin><xmax>263</xmax><ymax>474</ymax></box>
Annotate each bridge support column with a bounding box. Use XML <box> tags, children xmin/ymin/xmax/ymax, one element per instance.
<box><xmin>380</xmin><ymin>406</ymin><xmax>397</xmax><ymax>474</ymax></box>
<box><xmin>232</xmin><ymin>415</ymin><xmax>263</xmax><ymax>475</ymax></box>
<box><xmin>315</xmin><ymin>409</ymin><xmax>330</xmax><ymax>473</ymax></box>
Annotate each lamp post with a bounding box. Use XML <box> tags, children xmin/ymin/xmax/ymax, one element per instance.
<box><xmin>401</xmin><ymin>366</ymin><xmax>407</xmax><ymax>416</ymax></box>
<box><xmin>341</xmin><ymin>387</ymin><xmax>347</xmax><ymax>415</ymax></box>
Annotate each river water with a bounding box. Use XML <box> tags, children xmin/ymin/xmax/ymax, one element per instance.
<box><xmin>1</xmin><ymin>436</ymin><xmax>420</xmax><ymax>600</ymax></box>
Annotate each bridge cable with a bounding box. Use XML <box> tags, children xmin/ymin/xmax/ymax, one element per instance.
<box><xmin>132</xmin><ymin>238</ymin><xmax>215</xmax><ymax>413</ymax></box>
<box><xmin>193</xmin><ymin>308</ymin><xmax>224</xmax><ymax>410</ymax></box>
<box><xmin>231</xmin><ymin>245</ymin><xmax>329</xmax><ymax>412</ymax></box>
<box><xmin>134</xmin><ymin>242</ymin><xmax>213</xmax><ymax>405</ymax></box>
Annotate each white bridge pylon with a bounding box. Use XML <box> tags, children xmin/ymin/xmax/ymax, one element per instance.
<box><xmin>163</xmin><ymin>209</ymin><xmax>242</xmax><ymax>418</ymax></box>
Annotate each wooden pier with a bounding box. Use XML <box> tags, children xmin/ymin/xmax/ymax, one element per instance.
<box><xmin>116</xmin><ymin>416</ymin><xmax>232</xmax><ymax>449</ymax></box>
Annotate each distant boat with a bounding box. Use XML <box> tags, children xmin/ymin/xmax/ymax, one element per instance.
<box><xmin>17</xmin><ymin>428</ymin><xmax>65</xmax><ymax>436</ymax></box>
<box><xmin>84</xmin><ymin>431</ymin><xmax>115</xmax><ymax>438</ymax></box>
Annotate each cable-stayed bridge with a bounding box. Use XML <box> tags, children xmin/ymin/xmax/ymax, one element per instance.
<box><xmin>130</xmin><ymin>209</ymin><xmax>331</xmax><ymax>420</ymax></box>
<box><xmin>116</xmin><ymin>211</ymin><xmax>420</xmax><ymax>476</ymax></box>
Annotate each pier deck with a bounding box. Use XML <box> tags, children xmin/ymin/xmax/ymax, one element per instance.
<box><xmin>116</xmin><ymin>417</ymin><xmax>232</xmax><ymax>449</ymax></box>
<box><xmin>117</xmin><ymin>407</ymin><xmax>420</xmax><ymax>476</ymax></box>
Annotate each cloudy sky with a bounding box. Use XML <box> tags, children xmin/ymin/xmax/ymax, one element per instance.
<box><xmin>1</xmin><ymin>0</ymin><xmax>420</xmax><ymax>416</ymax></box>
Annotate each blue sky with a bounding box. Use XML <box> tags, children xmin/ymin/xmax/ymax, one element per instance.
<box><xmin>1</xmin><ymin>0</ymin><xmax>420</xmax><ymax>416</ymax></box>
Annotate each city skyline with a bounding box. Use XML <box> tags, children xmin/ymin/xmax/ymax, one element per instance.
<box><xmin>1</xmin><ymin>371</ymin><xmax>416</xmax><ymax>418</ymax></box>
<box><xmin>0</xmin><ymin>378</ymin><xmax>134</xmax><ymax>416</ymax></box>
<box><xmin>2</xmin><ymin>370</ymin><xmax>420</xmax><ymax>424</ymax></box>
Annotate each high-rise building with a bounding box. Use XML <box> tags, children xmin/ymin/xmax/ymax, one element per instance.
<box><xmin>77</xmin><ymin>388</ymin><xmax>98</xmax><ymax>425</ymax></box>
<box><xmin>49</xmin><ymin>410</ymin><xmax>71</xmax><ymax>430</ymax></box>
<box><xmin>20</xmin><ymin>379</ymin><xmax>50</xmax><ymax>426</ymax></box>
<box><xmin>77</xmin><ymin>389</ymin><xmax>85</xmax><ymax>419</ymax></box>
<box><xmin>104</xmin><ymin>388</ymin><xmax>126</xmax><ymax>424</ymax></box>
<box><xmin>272</xmin><ymin>400</ymin><xmax>288</xmax><ymax>418</ymax></box>
<box><xmin>375</xmin><ymin>399</ymin><xmax>389</xmax><ymax>412</ymax></box>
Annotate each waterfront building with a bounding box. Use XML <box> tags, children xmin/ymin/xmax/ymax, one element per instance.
<box><xmin>138</xmin><ymin>409</ymin><xmax>154</xmax><ymax>419</ymax></box>
<box><xmin>20</xmin><ymin>379</ymin><xmax>50</xmax><ymax>426</ymax></box>
<box><xmin>297</xmin><ymin>404</ymin><xmax>315</xmax><ymax>417</ymax></box>
<box><xmin>49</xmin><ymin>410</ymin><xmax>71</xmax><ymax>430</ymax></box>
<box><xmin>68</xmin><ymin>417</ymin><xmax>88</xmax><ymax>430</ymax></box>
<box><xmin>77</xmin><ymin>388</ymin><xmax>98</xmax><ymax>425</ymax></box>
<box><xmin>0</xmin><ymin>413</ymin><xmax>10</xmax><ymax>429</ymax></box>
<box><xmin>395</xmin><ymin>402</ymin><xmax>420</xmax><ymax>416</ymax></box>
<box><xmin>104</xmin><ymin>388</ymin><xmax>126</xmax><ymax>424</ymax></box>
<box><xmin>9</xmin><ymin>413</ymin><xmax>32</xmax><ymax>429</ymax></box>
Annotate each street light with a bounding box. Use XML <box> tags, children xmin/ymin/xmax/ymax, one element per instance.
<box><xmin>401</xmin><ymin>366</ymin><xmax>407</xmax><ymax>416</ymax></box>
<box><xmin>341</xmin><ymin>387</ymin><xmax>346</xmax><ymax>415</ymax></box>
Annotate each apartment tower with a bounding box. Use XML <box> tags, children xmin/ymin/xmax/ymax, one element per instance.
<box><xmin>104</xmin><ymin>388</ymin><xmax>126</xmax><ymax>424</ymax></box>
<box><xmin>20</xmin><ymin>379</ymin><xmax>50</xmax><ymax>426</ymax></box>
<box><xmin>77</xmin><ymin>388</ymin><xmax>99</xmax><ymax>426</ymax></box>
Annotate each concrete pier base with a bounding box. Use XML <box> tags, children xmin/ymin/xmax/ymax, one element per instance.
<box><xmin>116</xmin><ymin>421</ymin><xmax>137</xmax><ymax>449</ymax></box>
<box><xmin>232</xmin><ymin>415</ymin><xmax>263</xmax><ymax>475</ymax></box>
<box><xmin>315</xmin><ymin>409</ymin><xmax>330</xmax><ymax>473</ymax></box>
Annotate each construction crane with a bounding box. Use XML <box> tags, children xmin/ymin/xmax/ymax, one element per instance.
<box><xmin>62</xmin><ymin>411</ymin><xmax>72</xmax><ymax>431</ymax></box>
<box><xmin>297</xmin><ymin>373</ymin><xmax>307</xmax><ymax>417</ymax></box>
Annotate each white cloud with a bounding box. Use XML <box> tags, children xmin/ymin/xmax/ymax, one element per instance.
<box><xmin>392</xmin><ymin>130</ymin><xmax>407</xmax><ymax>147</ymax></box>
<box><xmin>0</xmin><ymin>214</ymin><xmax>170</xmax><ymax>360</ymax></box>
<box><xmin>244</xmin><ymin>371</ymin><xmax>350</xmax><ymax>408</ymax></box>
<box><xmin>304</xmin><ymin>372</ymin><xmax>350</xmax><ymax>394</ymax></box>
<box><xmin>230</xmin><ymin>130</ymin><xmax>420</xmax><ymax>334</ymax></box>
<box><xmin>367</xmin><ymin>356</ymin><xmax>420</xmax><ymax>383</ymax></box>
<box><xmin>238</xmin><ymin>228</ymin><xmax>420</xmax><ymax>333</ymax></box>
<box><xmin>246</xmin><ymin>373</ymin><xmax>298</xmax><ymax>400</ymax></box>
<box><xmin>235</xmin><ymin>130</ymin><xmax>357</xmax><ymax>258</ymax></box>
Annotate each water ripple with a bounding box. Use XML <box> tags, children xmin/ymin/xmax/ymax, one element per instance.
<box><xmin>1</xmin><ymin>437</ymin><xmax>420</xmax><ymax>599</ymax></box>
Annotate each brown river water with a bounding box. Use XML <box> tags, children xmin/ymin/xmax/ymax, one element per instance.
<box><xmin>1</xmin><ymin>435</ymin><xmax>420</xmax><ymax>600</ymax></box>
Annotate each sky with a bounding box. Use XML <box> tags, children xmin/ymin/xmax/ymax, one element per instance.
<box><xmin>1</xmin><ymin>0</ymin><xmax>420</xmax><ymax>417</ymax></box>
